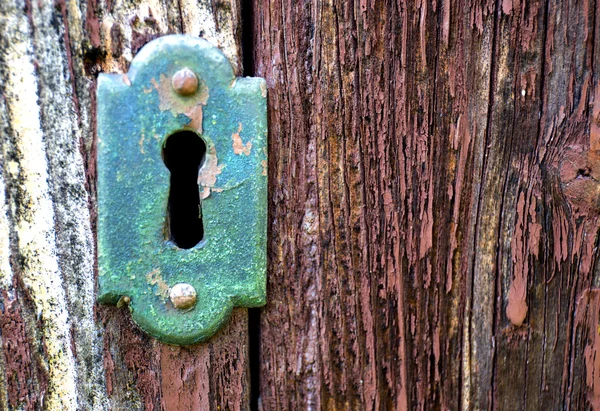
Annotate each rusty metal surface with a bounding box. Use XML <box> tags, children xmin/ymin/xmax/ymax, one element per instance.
<box><xmin>97</xmin><ymin>35</ymin><xmax>267</xmax><ymax>345</ymax></box>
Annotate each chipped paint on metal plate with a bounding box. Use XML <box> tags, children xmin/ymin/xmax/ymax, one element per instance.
<box><xmin>97</xmin><ymin>35</ymin><xmax>267</xmax><ymax>345</ymax></box>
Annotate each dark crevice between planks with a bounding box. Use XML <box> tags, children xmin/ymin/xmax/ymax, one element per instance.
<box><xmin>241</xmin><ymin>0</ymin><xmax>255</xmax><ymax>77</ymax></box>
<box><xmin>241</xmin><ymin>0</ymin><xmax>260</xmax><ymax>410</ymax></box>
<box><xmin>248</xmin><ymin>307</ymin><xmax>261</xmax><ymax>411</ymax></box>
<box><xmin>486</xmin><ymin>1</ymin><xmax>502</xmax><ymax>408</ymax></box>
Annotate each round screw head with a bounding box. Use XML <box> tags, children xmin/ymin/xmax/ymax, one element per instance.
<box><xmin>171</xmin><ymin>68</ymin><xmax>198</xmax><ymax>96</ymax></box>
<box><xmin>169</xmin><ymin>283</ymin><xmax>197</xmax><ymax>309</ymax></box>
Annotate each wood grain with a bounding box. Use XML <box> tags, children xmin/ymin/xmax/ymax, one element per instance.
<box><xmin>2</xmin><ymin>0</ymin><xmax>600</xmax><ymax>409</ymax></box>
<box><xmin>0</xmin><ymin>0</ymin><xmax>249</xmax><ymax>410</ymax></box>
<box><xmin>253</xmin><ymin>0</ymin><xmax>600</xmax><ymax>409</ymax></box>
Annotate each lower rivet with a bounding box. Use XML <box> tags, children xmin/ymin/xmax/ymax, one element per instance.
<box><xmin>169</xmin><ymin>283</ymin><xmax>197</xmax><ymax>309</ymax></box>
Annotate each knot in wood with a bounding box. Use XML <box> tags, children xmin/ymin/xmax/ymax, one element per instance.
<box><xmin>559</xmin><ymin>147</ymin><xmax>600</xmax><ymax>215</ymax></box>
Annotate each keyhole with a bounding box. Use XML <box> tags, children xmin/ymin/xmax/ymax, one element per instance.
<box><xmin>163</xmin><ymin>131</ymin><xmax>206</xmax><ymax>249</ymax></box>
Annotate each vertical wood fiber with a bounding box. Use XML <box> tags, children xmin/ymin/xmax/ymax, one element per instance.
<box><xmin>253</xmin><ymin>0</ymin><xmax>600</xmax><ymax>409</ymax></box>
<box><xmin>2</xmin><ymin>0</ymin><xmax>600</xmax><ymax>409</ymax></box>
<box><xmin>0</xmin><ymin>0</ymin><xmax>249</xmax><ymax>410</ymax></box>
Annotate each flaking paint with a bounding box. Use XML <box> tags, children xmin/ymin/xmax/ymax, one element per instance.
<box><xmin>97</xmin><ymin>35</ymin><xmax>267</xmax><ymax>345</ymax></box>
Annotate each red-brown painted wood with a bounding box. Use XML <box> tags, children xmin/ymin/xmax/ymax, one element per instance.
<box><xmin>2</xmin><ymin>0</ymin><xmax>600</xmax><ymax>409</ymax></box>
<box><xmin>253</xmin><ymin>0</ymin><xmax>600</xmax><ymax>409</ymax></box>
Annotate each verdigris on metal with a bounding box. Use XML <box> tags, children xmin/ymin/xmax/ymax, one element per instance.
<box><xmin>97</xmin><ymin>35</ymin><xmax>267</xmax><ymax>345</ymax></box>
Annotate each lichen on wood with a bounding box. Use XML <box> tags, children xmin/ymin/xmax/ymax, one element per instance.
<box><xmin>0</xmin><ymin>2</ymin><xmax>79</xmax><ymax>407</ymax></box>
<box><xmin>0</xmin><ymin>0</ymin><xmax>249</xmax><ymax>409</ymax></box>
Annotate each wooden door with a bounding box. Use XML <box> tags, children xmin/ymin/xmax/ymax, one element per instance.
<box><xmin>0</xmin><ymin>0</ymin><xmax>599</xmax><ymax>410</ymax></box>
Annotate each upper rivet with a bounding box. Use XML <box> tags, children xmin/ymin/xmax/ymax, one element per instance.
<box><xmin>169</xmin><ymin>283</ymin><xmax>197</xmax><ymax>310</ymax></box>
<box><xmin>171</xmin><ymin>68</ymin><xmax>198</xmax><ymax>96</ymax></box>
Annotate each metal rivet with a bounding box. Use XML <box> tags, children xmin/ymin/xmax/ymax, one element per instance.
<box><xmin>171</xmin><ymin>68</ymin><xmax>198</xmax><ymax>96</ymax></box>
<box><xmin>169</xmin><ymin>283</ymin><xmax>197</xmax><ymax>309</ymax></box>
<box><xmin>117</xmin><ymin>295</ymin><xmax>131</xmax><ymax>308</ymax></box>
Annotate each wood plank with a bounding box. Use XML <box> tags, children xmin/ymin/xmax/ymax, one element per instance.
<box><xmin>0</xmin><ymin>0</ymin><xmax>249</xmax><ymax>409</ymax></box>
<box><xmin>252</xmin><ymin>0</ymin><xmax>600</xmax><ymax>409</ymax></box>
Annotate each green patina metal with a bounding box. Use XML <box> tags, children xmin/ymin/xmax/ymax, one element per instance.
<box><xmin>97</xmin><ymin>35</ymin><xmax>267</xmax><ymax>345</ymax></box>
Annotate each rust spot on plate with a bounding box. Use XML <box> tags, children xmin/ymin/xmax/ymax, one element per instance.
<box><xmin>198</xmin><ymin>143</ymin><xmax>224</xmax><ymax>199</ymax></box>
<box><xmin>232</xmin><ymin>123</ymin><xmax>252</xmax><ymax>155</ymax></box>
<box><xmin>186</xmin><ymin>105</ymin><xmax>204</xmax><ymax>132</ymax></box>
<box><xmin>150</xmin><ymin>74</ymin><xmax>209</xmax><ymax>133</ymax></box>
<box><xmin>146</xmin><ymin>268</ymin><xmax>169</xmax><ymax>299</ymax></box>
<box><xmin>260</xmin><ymin>81</ymin><xmax>267</xmax><ymax>98</ymax></box>
<box><xmin>261</xmin><ymin>160</ymin><xmax>267</xmax><ymax>176</ymax></box>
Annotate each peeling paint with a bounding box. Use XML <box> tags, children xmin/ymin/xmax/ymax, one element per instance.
<box><xmin>261</xmin><ymin>160</ymin><xmax>268</xmax><ymax>176</ymax></box>
<box><xmin>575</xmin><ymin>289</ymin><xmax>600</xmax><ymax>409</ymax></box>
<box><xmin>146</xmin><ymin>268</ymin><xmax>169</xmax><ymax>299</ymax></box>
<box><xmin>506</xmin><ymin>191</ymin><xmax>539</xmax><ymax>327</ymax></box>
<box><xmin>151</xmin><ymin>73</ymin><xmax>209</xmax><ymax>133</ymax></box>
<box><xmin>232</xmin><ymin>123</ymin><xmax>252</xmax><ymax>155</ymax></box>
<box><xmin>198</xmin><ymin>143</ymin><xmax>224</xmax><ymax>199</ymax></box>
<box><xmin>592</xmin><ymin>84</ymin><xmax>600</xmax><ymax>151</ymax></box>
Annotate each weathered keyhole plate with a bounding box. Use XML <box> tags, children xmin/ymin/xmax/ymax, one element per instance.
<box><xmin>97</xmin><ymin>35</ymin><xmax>267</xmax><ymax>345</ymax></box>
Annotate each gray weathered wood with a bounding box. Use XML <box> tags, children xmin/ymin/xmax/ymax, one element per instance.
<box><xmin>3</xmin><ymin>0</ymin><xmax>600</xmax><ymax>409</ymax></box>
<box><xmin>0</xmin><ymin>1</ymin><xmax>249</xmax><ymax>410</ymax></box>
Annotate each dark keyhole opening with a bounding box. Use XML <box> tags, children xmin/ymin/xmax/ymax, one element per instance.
<box><xmin>163</xmin><ymin>131</ymin><xmax>206</xmax><ymax>249</ymax></box>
